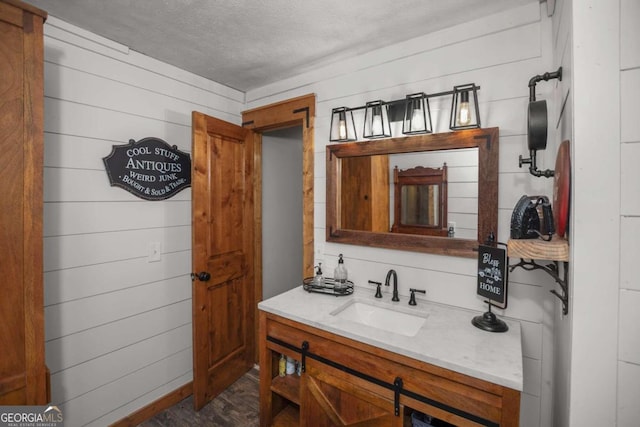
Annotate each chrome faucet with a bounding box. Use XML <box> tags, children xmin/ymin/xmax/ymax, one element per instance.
<box><xmin>385</xmin><ymin>269</ymin><xmax>400</xmax><ymax>302</ymax></box>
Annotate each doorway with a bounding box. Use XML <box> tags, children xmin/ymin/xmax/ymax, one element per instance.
<box><xmin>261</xmin><ymin>127</ymin><xmax>304</xmax><ymax>300</ymax></box>
<box><xmin>241</xmin><ymin>93</ymin><xmax>315</xmax><ymax>360</ymax></box>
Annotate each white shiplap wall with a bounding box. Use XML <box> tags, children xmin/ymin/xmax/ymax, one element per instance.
<box><xmin>41</xmin><ymin>17</ymin><xmax>243</xmax><ymax>426</ymax></box>
<box><xmin>619</xmin><ymin>0</ymin><xmax>640</xmax><ymax>424</ymax></box>
<box><xmin>246</xmin><ymin>4</ymin><xmax>557</xmax><ymax>426</ymax></box>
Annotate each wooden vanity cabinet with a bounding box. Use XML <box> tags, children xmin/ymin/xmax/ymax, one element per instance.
<box><xmin>259</xmin><ymin>310</ymin><xmax>520</xmax><ymax>427</ymax></box>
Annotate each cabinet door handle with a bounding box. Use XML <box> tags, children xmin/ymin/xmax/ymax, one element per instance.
<box><xmin>301</xmin><ymin>341</ymin><xmax>309</xmax><ymax>373</ymax></box>
<box><xmin>393</xmin><ymin>377</ymin><xmax>403</xmax><ymax>416</ymax></box>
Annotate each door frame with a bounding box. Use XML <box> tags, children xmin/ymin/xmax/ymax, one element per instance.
<box><xmin>241</xmin><ymin>94</ymin><xmax>315</xmax><ymax>359</ymax></box>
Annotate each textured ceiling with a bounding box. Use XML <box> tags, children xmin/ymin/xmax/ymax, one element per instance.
<box><xmin>25</xmin><ymin>0</ymin><xmax>536</xmax><ymax>91</ymax></box>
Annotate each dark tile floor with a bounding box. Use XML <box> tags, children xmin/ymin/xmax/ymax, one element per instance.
<box><xmin>138</xmin><ymin>368</ymin><xmax>259</xmax><ymax>427</ymax></box>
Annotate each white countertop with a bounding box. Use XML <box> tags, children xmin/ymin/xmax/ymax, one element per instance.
<box><xmin>258</xmin><ymin>286</ymin><xmax>523</xmax><ymax>391</ymax></box>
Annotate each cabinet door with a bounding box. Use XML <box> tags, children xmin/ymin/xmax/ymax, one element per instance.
<box><xmin>300</xmin><ymin>360</ymin><xmax>401</xmax><ymax>427</ymax></box>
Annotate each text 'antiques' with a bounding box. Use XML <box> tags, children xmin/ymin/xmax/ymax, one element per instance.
<box><xmin>103</xmin><ymin>137</ymin><xmax>191</xmax><ymax>200</ymax></box>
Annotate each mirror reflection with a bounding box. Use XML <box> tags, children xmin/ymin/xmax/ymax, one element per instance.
<box><xmin>392</xmin><ymin>164</ymin><xmax>447</xmax><ymax>236</ymax></box>
<box><xmin>339</xmin><ymin>149</ymin><xmax>478</xmax><ymax>239</ymax></box>
<box><xmin>401</xmin><ymin>185</ymin><xmax>439</xmax><ymax>226</ymax></box>
<box><xmin>326</xmin><ymin>128</ymin><xmax>499</xmax><ymax>258</ymax></box>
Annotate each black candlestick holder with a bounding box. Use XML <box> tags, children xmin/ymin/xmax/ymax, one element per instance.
<box><xmin>472</xmin><ymin>301</ymin><xmax>508</xmax><ymax>333</ymax></box>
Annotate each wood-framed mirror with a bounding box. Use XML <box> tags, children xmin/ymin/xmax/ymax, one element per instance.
<box><xmin>326</xmin><ymin>127</ymin><xmax>498</xmax><ymax>258</ymax></box>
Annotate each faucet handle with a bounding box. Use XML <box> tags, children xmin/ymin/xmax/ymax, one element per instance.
<box><xmin>409</xmin><ymin>288</ymin><xmax>426</xmax><ymax>306</ymax></box>
<box><xmin>368</xmin><ymin>280</ymin><xmax>383</xmax><ymax>298</ymax></box>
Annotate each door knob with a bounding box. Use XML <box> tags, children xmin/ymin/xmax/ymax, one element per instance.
<box><xmin>192</xmin><ymin>271</ymin><xmax>211</xmax><ymax>282</ymax></box>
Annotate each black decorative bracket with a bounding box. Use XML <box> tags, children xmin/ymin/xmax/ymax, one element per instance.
<box><xmin>293</xmin><ymin>107</ymin><xmax>310</xmax><ymax>128</ymax></box>
<box><xmin>509</xmin><ymin>259</ymin><xmax>569</xmax><ymax>315</ymax></box>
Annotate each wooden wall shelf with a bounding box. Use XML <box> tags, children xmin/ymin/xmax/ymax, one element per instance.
<box><xmin>507</xmin><ymin>235</ymin><xmax>569</xmax><ymax>262</ymax></box>
<box><xmin>508</xmin><ymin>235</ymin><xmax>570</xmax><ymax>315</ymax></box>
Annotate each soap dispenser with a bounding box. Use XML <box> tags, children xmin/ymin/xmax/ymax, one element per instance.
<box><xmin>312</xmin><ymin>263</ymin><xmax>324</xmax><ymax>286</ymax></box>
<box><xmin>334</xmin><ymin>254</ymin><xmax>348</xmax><ymax>284</ymax></box>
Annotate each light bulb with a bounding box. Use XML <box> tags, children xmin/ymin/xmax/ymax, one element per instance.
<box><xmin>372</xmin><ymin>115</ymin><xmax>383</xmax><ymax>135</ymax></box>
<box><xmin>410</xmin><ymin>99</ymin><xmax>425</xmax><ymax>131</ymax></box>
<box><xmin>338</xmin><ymin>111</ymin><xmax>347</xmax><ymax>140</ymax></box>
<box><xmin>338</xmin><ymin>120</ymin><xmax>347</xmax><ymax>140</ymax></box>
<box><xmin>456</xmin><ymin>91</ymin><xmax>472</xmax><ymax>126</ymax></box>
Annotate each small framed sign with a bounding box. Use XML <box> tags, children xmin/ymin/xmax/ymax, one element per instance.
<box><xmin>476</xmin><ymin>243</ymin><xmax>508</xmax><ymax>309</ymax></box>
<box><xmin>103</xmin><ymin>137</ymin><xmax>191</xmax><ymax>200</ymax></box>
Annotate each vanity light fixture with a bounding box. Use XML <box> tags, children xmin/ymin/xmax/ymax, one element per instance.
<box><xmin>329</xmin><ymin>83</ymin><xmax>481</xmax><ymax>141</ymax></box>
<box><xmin>330</xmin><ymin>107</ymin><xmax>357</xmax><ymax>142</ymax></box>
<box><xmin>450</xmin><ymin>84</ymin><xmax>481</xmax><ymax>130</ymax></box>
<box><xmin>402</xmin><ymin>92</ymin><xmax>432</xmax><ymax>135</ymax></box>
<box><xmin>363</xmin><ymin>100</ymin><xmax>391</xmax><ymax>139</ymax></box>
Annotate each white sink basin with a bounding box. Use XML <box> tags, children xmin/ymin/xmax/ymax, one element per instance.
<box><xmin>331</xmin><ymin>300</ymin><xmax>427</xmax><ymax>337</ymax></box>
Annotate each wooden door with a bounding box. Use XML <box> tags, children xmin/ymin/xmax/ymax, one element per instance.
<box><xmin>191</xmin><ymin>112</ymin><xmax>256</xmax><ymax>410</ymax></box>
<box><xmin>300</xmin><ymin>360</ymin><xmax>401</xmax><ymax>427</ymax></box>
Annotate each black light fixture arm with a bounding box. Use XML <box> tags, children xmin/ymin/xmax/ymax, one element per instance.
<box><xmin>528</xmin><ymin>67</ymin><xmax>563</xmax><ymax>102</ymax></box>
<box><xmin>519</xmin><ymin>150</ymin><xmax>555</xmax><ymax>178</ymax></box>
<box><xmin>342</xmin><ymin>86</ymin><xmax>480</xmax><ymax>113</ymax></box>
<box><xmin>520</xmin><ymin>67</ymin><xmax>563</xmax><ymax>178</ymax></box>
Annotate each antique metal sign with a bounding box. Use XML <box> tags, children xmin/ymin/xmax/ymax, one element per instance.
<box><xmin>103</xmin><ymin>137</ymin><xmax>191</xmax><ymax>200</ymax></box>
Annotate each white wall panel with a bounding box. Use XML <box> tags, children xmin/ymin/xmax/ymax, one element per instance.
<box><xmin>51</xmin><ymin>324</ymin><xmax>191</xmax><ymax>403</ymax></box>
<box><xmin>44</xmin><ymin>133</ymin><xmax>129</xmax><ymax>170</ymax></box>
<box><xmin>621</xmin><ymin>0</ymin><xmax>640</xmax><ymax>70</ymax></box>
<box><xmin>45</xmin><ymin>276</ymin><xmax>190</xmax><ymax>340</ymax></box>
<box><xmin>621</xmin><ymin>69</ymin><xmax>640</xmax><ymax>143</ymax></box>
<box><xmin>44</xmin><ymin>201</ymin><xmax>190</xmax><ymax>236</ymax></box>
<box><xmin>41</xmin><ymin>15</ymin><xmax>242</xmax><ymax>425</ymax></box>
<box><xmin>619</xmin><ymin>289</ymin><xmax>640</xmax><ymax>365</ymax></box>
<box><xmin>520</xmin><ymin>393</ymin><xmax>541</xmax><ymax>427</ymax></box>
<box><xmin>620</xmin><ymin>216</ymin><xmax>640</xmax><ymax>291</ymax></box>
<box><xmin>519</xmin><ymin>321</ymin><xmax>542</xmax><ymax>360</ymax></box>
<box><xmin>44</xmin><ymin>62</ymin><xmax>228</xmax><ymax>128</ymax></box>
<box><xmin>313</xmin><ymin>24</ymin><xmax>541</xmax><ymax>105</ymax></box>
<box><xmin>523</xmin><ymin>357</ymin><xmax>542</xmax><ymax>397</ymax></box>
<box><xmin>46</xmin><ymin>300</ymin><xmax>191</xmax><ymax>373</ymax></box>
<box><xmin>448</xmin><ymin>198</ymin><xmax>477</xmax><ymax>215</ymax></box>
<box><xmin>59</xmin><ymin>348</ymin><xmax>192</xmax><ymax>427</ymax></box>
<box><xmin>44</xmin><ymin>250</ymin><xmax>191</xmax><ymax>306</ymax></box>
<box><xmin>621</xmin><ymin>143</ymin><xmax>640</xmax><ymax>215</ymax></box>
<box><xmin>43</xmin><ymin>98</ymin><xmax>194</xmax><ymax>149</ymax></box>
<box><xmin>618</xmin><ymin>361</ymin><xmax>640</xmax><ymax>427</ymax></box>
<box><xmin>44</xmin><ymin>226</ymin><xmax>191</xmax><ymax>271</ymax></box>
<box><xmin>85</xmin><ymin>371</ymin><xmax>192</xmax><ymax>427</ymax></box>
<box><xmin>619</xmin><ymin>3</ymin><xmax>640</xmax><ymax>427</ymax></box>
